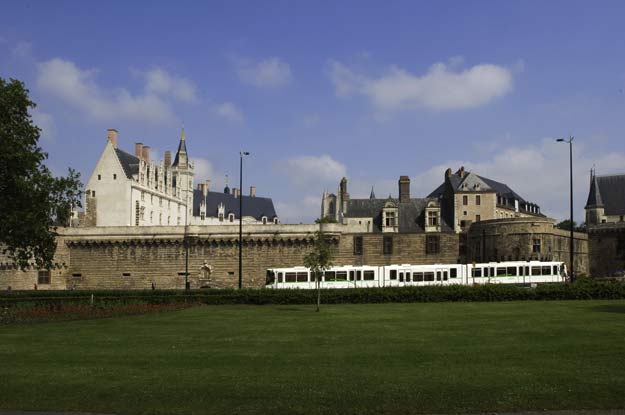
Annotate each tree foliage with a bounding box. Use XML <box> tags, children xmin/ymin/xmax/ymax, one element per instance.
<box><xmin>0</xmin><ymin>78</ymin><xmax>82</xmax><ymax>270</ymax></box>
<box><xmin>303</xmin><ymin>230</ymin><xmax>334</xmax><ymax>311</ymax></box>
<box><xmin>555</xmin><ymin>219</ymin><xmax>586</xmax><ymax>233</ymax></box>
<box><xmin>315</xmin><ymin>216</ymin><xmax>337</xmax><ymax>224</ymax></box>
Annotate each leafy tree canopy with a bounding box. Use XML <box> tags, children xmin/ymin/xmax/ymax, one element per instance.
<box><xmin>315</xmin><ymin>216</ymin><xmax>338</xmax><ymax>224</ymax></box>
<box><xmin>555</xmin><ymin>219</ymin><xmax>586</xmax><ymax>233</ymax></box>
<box><xmin>0</xmin><ymin>78</ymin><xmax>82</xmax><ymax>270</ymax></box>
<box><xmin>303</xmin><ymin>230</ymin><xmax>334</xmax><ymax>312</ymax></box>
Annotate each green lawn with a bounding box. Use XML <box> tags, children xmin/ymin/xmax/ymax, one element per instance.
<box><xmin>2</xmin><ymin>301</ymin><xmax>625</xmax><ymax>415</ymax></box>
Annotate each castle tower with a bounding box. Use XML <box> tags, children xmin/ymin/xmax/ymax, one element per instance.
<box><xmin>585</xmin><ymin>169</ymin><xmax>605</xmax><ymax>225</ymax></box>
<box><xmin>171</xmin><ymin>128</ymin><xmax>195</xmax><ymax>223</ymax></box>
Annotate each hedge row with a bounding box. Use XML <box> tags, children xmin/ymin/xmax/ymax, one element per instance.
<box><xmin>2</xmin><ymin>279</ymin><xmax>625</xmax><ymax>308</ymax></box>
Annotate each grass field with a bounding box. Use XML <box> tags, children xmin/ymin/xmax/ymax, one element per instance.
<box><xmin>2</xmin><ymin>301</ymin><xmax>625</xmax><ymax>415</ymax></box>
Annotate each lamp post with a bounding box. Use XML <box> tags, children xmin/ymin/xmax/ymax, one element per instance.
<box><xmin>556</xmin><ymin>137</ymin><xmax>574</xmax><ymax>280</ymax></box>
<box><xmin>239</xmin><ymin>151</ymin><xmax>250</xmax><ymax>289</ymax></box>
<box><xmin>184</xmin><ymin>204</ymin><xmax>189</xmax><ymax>290</ymax></box>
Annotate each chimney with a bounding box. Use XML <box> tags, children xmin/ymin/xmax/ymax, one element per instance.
<box><xmin>233</xmin><ymin>188</ymin><xmax>239</xmax><ymax>198</ymax></box>
<box><xmin>107</xmin><ymin>129</ymin><xmax>118</xmax><ymax>149</ymax></box>
<box><xmin>250</xmin><ymin>186</ymin><xmax>256</xmax><ymax>197</ymax></box>
<box><xmin>135</xmin><ymin>143</ymin><xmax>143</xmax><ymax>158</ymax></box>
<box><xmin>205</xmin><ymin>179</ymin><xmax>211</xmax><ymax>193</ymax></box>
<box><xmin>202</xmin><ymin>182</ymin><xmax>208</xmax><ymax>197</ymax></box>
<box><xmin>142</xmin><ymin>146</ymin><xmax>150</xmax><ymax>162</ymax></box>
<box><xmin>164</xmin><ymin>151</ymin><xmax>171</xmax><ymax>167</ymax></box>
<box><xmin>399</xmin><ymin>175</ymin><xmax>410</xmax><ymax>203</ymax></box>
<box><xmin>445</xmin><ymin>168</ymin><xmax>452</xmax><ymax>178</ymax></box>
<box><xmin>457</xmin><ymin>166</ymin><xmax>466</xmax><ymax>178</ymax></box>
<box><xmin>197</xmin><ymin>183</ymin><xmax>203</xmax><ymax>190</ymax></box>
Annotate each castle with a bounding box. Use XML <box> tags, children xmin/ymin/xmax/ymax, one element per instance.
<box><xmin>82</xmin><ymin>129</ymin><xmax>278</xmax><ymax>227</ymax></box>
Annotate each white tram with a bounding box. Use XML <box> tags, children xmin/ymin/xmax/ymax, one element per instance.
<box><xmin>265</xmin><ymin>261</ymin><xmax>567</xmax><ymax>289</ymax></box>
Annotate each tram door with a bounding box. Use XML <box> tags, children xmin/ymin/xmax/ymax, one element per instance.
<box><xmin>398</xmin><ymin>268</ymin><xmax>412</xmax><ymax>287</ymax></box>
<box><xmin>435</xmin><ymin>268</ymin><xmax>449</xmax><ymax>285</ymax></box>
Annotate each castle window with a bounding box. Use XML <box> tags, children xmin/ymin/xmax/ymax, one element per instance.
<box><xmin>476</xmin><ymin>195</ymin><xmax>481</xmax><ymax>205</ymax></box>
<box><xmin>219</xmin><ymin>213</ymin><xmax>224</xmax><ymax>222</ymax></box>
<box><xmin>383</xmin><ymin>236</ymin><xmax>393</xmax><ymax>255</ymax></box>
<box><xmin>353</xmin><ymin>236</ymin><xmax>363</xmax><ymax>255</ymax></box>
<box><xmin>37</xmin><ymin>270</ymin><xmax>51</xmax><ymax>284</ymax></box>
<box><xmin>533</xmin><ymin>238</ymin><xmax>541</xmax><ymax>253</ymax></box>
<box><xmin>98</xmin><ymin>174</ymin><xmax>101</xmax><ymax>180</ymax></box>
<box><xmin>621</xmin><ymin>216</ymin><xmax>624</xmax><ymax>222</ymax></box>
<box><xmin>426</xmin><ymin>235</ymin><xmax>440</xmax><ymax>254</ymax></box>
<box><xmin>463</xmin><ymin>195</ymin><xmax>468</xmax><ymax>205</ymax></box>
<box><xmin>427</xmin><ymin>211</ymin><xmax>439</xmax><ymax>227</ymax></box>
<box><xmin>135</xmin><ymin>201</ymin><xmax>140</xmax><ymax>226</ymax></box>
<box><xmin>262</xmin><ymin>216</ymin><xmax>267</xmax><ymax>224</ymax></box>
<box><xmin>113</xmin><ymin>174</ymin><xmax>117</xmax><ymax>180</ymax></box>
<box><xmin>229</xmin><ymin>213</ymin><xmax>235</xmax><ymax>222</ymax></box>
<box><xmin>385</xmin><ymin>211</ymin><xmax>396</xmax><ymax>227</ymax></box>
<box><xmin>273</xmin><ymin>218</ymin><xmax>279</xmax><ymax>224</ymax></box>
<box><xmin>200</xmin><ymin>212</ymin><xmax>205</xmax><ymax>220</ymax></box>
<box><xmin>141</xmin><ymin>191</ymin><xmax>145</xmax><ymax>201</ymax></box>
<box><xmin>476</xmin><ymin>215</ymin><xmax>481</xmax><ymax>222</ymax></box>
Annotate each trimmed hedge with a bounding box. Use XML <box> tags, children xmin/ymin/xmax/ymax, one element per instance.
<box><xmin>2</xmin><ymin>279</ymin><xmax>625</xmax><ymax>308</ymax></box>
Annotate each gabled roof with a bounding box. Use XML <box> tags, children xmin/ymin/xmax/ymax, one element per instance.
<box><xmin>114</xmin><ymin>148</ymin><xmax>140</xmax><ymax>178</ymax></box>
<box><xmin>192</xmin><ymin>189</ymin><xmax>278</xmax><ymax>220</ymax></box>
<box><xmin>589</xmin><ymin>174</ymin><xmax>625</xmax><ymax>215</ymax></box>
<box><xmin>343</xmin><ymin>197</ymin><xmax>453</xmax><ymax>233</ymax></box>
<box><xmin>427</xmin><ymin>172</ymin><xmax>526</xmax><ymax>203</ymax></box>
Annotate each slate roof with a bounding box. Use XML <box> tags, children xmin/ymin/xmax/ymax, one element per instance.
<box><xmin>115</xmin><ymin>148</ymin><xmax>140</xmax><ymax>179</ymax></box>
<box><xmin>172</xmin><ymin>138</ymin><xmax>187</xmax><ymax>167</ymax></box>
<box><xmin>587</xmin><ymin>174</ymin><xmax>625</xmax><ymax>216</ymax></box>
<box><xmin>192</xmin><ymin>189</ymin><xmax>278</xmax><ymax>220</ymax></box>
<box><xmin>428</xmin><ymin>173</ymin><xmax>526</xmax><ymax>203</ymax></box>
<box><xmin>343</xmin><ymin>197</ymin><xmax>453</xmax><ymax>233</ymax></box>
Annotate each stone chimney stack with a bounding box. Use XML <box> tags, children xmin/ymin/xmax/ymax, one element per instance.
<box><xmin>142</xmin><ymin>146</ymin><xmax>150</xmax><ymax>162</ymax></box>
<box><xmin>135</xmin><ymin>143</ymin><xmax>143</xmax><ymax>158</ymax></box>
<box><xmin>233</xmin><ymin>188</ymin><xmax>239</xmax><ymax>198</ymax></box>
<box><xmin>202</xmin><ymin>182</ymin><xmax>208</xmax><ymax>197</ymax></box>
<box><xmin>399</xmin><ymin>175</ymin><xmax>411</xmax><ymax>203</ymax></box>
<box><xmin>457</xmin><ymin>166</ymin><xmax>466</xmax><ymax>178</ymax></box>
<box><xmin>107</xmin><ymin>129</ymin><xmax>118</xmax><ymax>149</ymax></box>
<box><xmin>164</xmin><ymin>151</ymin><xmax>171</xmax><ymax>167</ymax></box>
<box><xmin>205</xmin><ymin>179</ymin><xmax>211</xmax><ymax>193</ymax></box>
<box><xmin>250</xmin><ymin>186</ymin><xmax>256</xmax><ymax>197</ymax></box>
<box><xmin>445</xmin><ymin>168</ymin><xmax>452</xmax><ymax>178</ymax></box>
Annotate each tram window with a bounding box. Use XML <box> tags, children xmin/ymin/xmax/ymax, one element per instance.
<box><xmin>490</xmin><ymin>268</ymin><xmax>495</xmax><ymax>277</ymax></box>
<box><xmin>406</xmin><ymin>273</ymin><xmax>411</xmax><ymax>282</ymax></box>
<box><xmin>399</xmin><ymin>272</ymin><xmax>404</xmax><ymax>282</ymax></box>
<box><xmin>363</xmin><ymin>271</ymin><xmax>375</xmax><ymax>280</ymax></box>
<box><xmin>390</xmin><ymin>270</ymin><xmax>397</xmax><ymax>280</ymax></box>
<box><xmin>472</xmin><ymin>268</ymin><xmax>482</xmax><ymax>277</ymax></box>
<box><xmin>531</xmin><ymin>267</ymin><xmax>541</xmax><ymax>276</ymax></box>
<box><xmin>285</xmin><ymin>272</ymin><xmax>297</xmax><ymax>282</ymax></box>
<box><xmin>357</xmin><ymin>271</ymin><xmax>362</xmax><ymax>281</ymax></box>
<box><xmin>325</xmin><ymin>271</ymin><xmax>336</xmax><ymax>281</ymax></box>
<box><xmin>519</xmin><ymin>267</ymin><xmax>524</xmax><ymax>276</ymax></box>
<box><xmin>507</xmin><ymin>267</ymin><xmax>517</xmax><ymax>276</ymax></box>
<box><xmin>424</xmin><ymin>272</ymin><xmax>435</xmax><ymax>281</ymax></box>
<box><xmin>296</xmin><ymin>272</ymin><xmax>308</xmax><ymax>282</ymax></box>
<box><xmin>443</xmin><ymin>271</ymin><xmax>448</xmax><ymax>281</ymax></box>
<box><xmin>278</xmin><ymin>273</ymin><xmax>283</xmax><ymax>283</ymax></box>
<box><xmin>525</xmin><ymin>266</ymin><xmax>530</xmax><ymax>276</ymax></box>
<box><xmin>542</xmin><ymin>266</ymin><xmax>551</xmax><ymax>275</ymax></box>
<box><xmin>349</xmin><ymin>271</ymin><xmax>354</xmax><ymax>281</ymax></box>
<box><xmin>436</xmin><ymin>271</ymin><xmax>442</xmax><ymax>281</ymax></box>
<box><xmin>553</xmin><ymin>265</ymin><xmax>558</xmax><ymax>275</ymax></box>
<box><xmin>414</xmin><ymin>272</ymin><xmax>424</xmax><ymax>282</ymax></box>
<box><xmin>450</xmin><ymin>268</ymin><xmax>457</xmax><ymax>278</ymax></box>
<box><xmin>310</xmin><ymin>273</ymin><xmax>316</xmax><ymax>281</ymax></box>
<box><xmin>336</xmin><ymin>271</ymin><xmax>348</xmax><ymax>281</ymax></box>
<box><xmin>497</xmin><ymin>268</ymin><xmax>507</xmax><ymax>276</ymax></box>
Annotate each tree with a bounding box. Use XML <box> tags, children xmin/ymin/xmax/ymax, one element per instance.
<box><xmin>303</xmin><ymin>230</ymin><xmax>334</xmax><ymax>312</ymax></box>
<box><xmin>0</xmin><ymin>78</ymin><xmax>82</xmax><ymax>270</ymax></box>
<box><xmin>555</xmin><ymin>219</ymin><xmax>586</xmax><ymax>233</ymax></box>
<box><xmin>315</xmin><ymin>216</ymin><xmax>337</xmax><ymax>224</ymax></box>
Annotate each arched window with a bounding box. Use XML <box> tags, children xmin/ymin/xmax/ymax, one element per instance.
<box><xmin>273</xmin><ymin>217</ymin><xmax>279</xmax><ymax>224</ymax></box>
<box><xmin>228</xmin><ymin>213</ymin><xmax>235</xmax><ymax>222</ymax></box>
<box><xmin>262</xmin><ymin>216</ymin><xmax>267</xmax><ymax>225</ymax></box>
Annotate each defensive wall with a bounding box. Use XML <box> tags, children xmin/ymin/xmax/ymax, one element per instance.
<box><xmin>587</xmin><ymin>222</ymin><xmax>625</xmax><ymax>277</ymax></box>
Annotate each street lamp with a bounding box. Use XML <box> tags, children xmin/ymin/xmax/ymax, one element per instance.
<box><xmin>239</xmin><ymin>151</ymin><xmax>250</xmax><ymax>289</ymax></box>
<box><xmin>556</xmin><ymin>136</ymin><xmax>574</xmax><ymax>280</ymax></box>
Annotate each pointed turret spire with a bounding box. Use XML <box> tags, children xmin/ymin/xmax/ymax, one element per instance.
<box><xmin>172</xmin><ymin>126</ymin><xmax>188</xmax><ymax>168</ymax></box>
<box><xmin>370</xmin><ymin>186</ymin><xmax>376</xmax><ymax>199</ymax></box>
<box><xmin>585</xmin><ymin>170</ymin><xmax>604</xmax><ymax>208</ymax></box>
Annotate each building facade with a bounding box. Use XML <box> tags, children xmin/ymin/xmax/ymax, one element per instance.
<box><xmin>84</xmin><ymin>129</ymin><xmax>278</xmax><ymax>227</ymax></box>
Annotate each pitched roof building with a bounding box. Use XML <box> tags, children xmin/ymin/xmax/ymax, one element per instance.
<box><xmin>83</xmin><ymin>129</ymin><xmax>278</xmax><ymax>227</ymax></box>
<box><xmin>585</xmin><ymin>171</ymin><xmax>625</xmax><ymax>225</ymax></box>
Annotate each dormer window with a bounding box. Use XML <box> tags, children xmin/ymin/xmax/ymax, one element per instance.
<box><xmin>382</xmin><ymin>200</ymin><xmax>398</xmax><ymax>233</ymax></box>
<box><xmin>228</xmin><ymin>213</ymin><xmax>235</xmax><ymax>222</ymax></box>
<box><xmin>218</xmin><ymin>213</ymin><xmax>224</xmax><ymax>222</ymax></box>
<box><xmin>425</xmin><ymin>201</ymin><xmax>441</xmax><ymax>233</ymax></box>
<box><xmin>200</xmin><ymin>212</ymin><xmax>205</xmax><ymax>220</ymax></box>
<box><xmin>273</xmin><ymin>217</ymin><xmax>279</xmax><ymax>224</ymax></box>
<box><xmin>262</xmin><ymin>216</ymin><xmax>268</xmax><ymax>225</ymax></box>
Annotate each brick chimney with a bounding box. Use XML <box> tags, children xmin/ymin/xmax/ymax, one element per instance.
<box><xmin>399</xmin><ymin>175</ymin><xmax>410</xmax><ymax>203</ymax></box>
<box><xmin>107</xmin><ymin>129</ymin><xmax>118</xmax><ymax>149</ymax></box>
<box><xmin>164</xmin><ymin>151</ymin><xmax>171</xmax><ymax>167</ymax></box>
<box><xmin>250</xmin><ymin>186</ymin><xmax>256</xmax><ymax>197</ymax></box>
<box><xmin>135</xmin><ymin>143</ymin><xmax>143</xmax><ymax>158</ymax></box>
<box><xmin>142</xmin><ymin>146</ymin><xmax>150</xmax><ymax>162</ymax></box>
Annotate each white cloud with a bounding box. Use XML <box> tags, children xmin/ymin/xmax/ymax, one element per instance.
<box><xmin>213</xmin><ymin>102</ymin><xmax>244</xmax><ymax>122</ymax></box>
<box><xmin>37</xmin><ymin>58</ymin><xmax>175</xmax><ymax>124</ymax></box>
<box><xmin>144</xmin><ymin>68</ymin><xmax>198</xmax><ymax>103</ymax></box>
<box><xmin>236</xmin><ymin>57</ymin><xmax>292</xmax><ymax>88</ymax></box>
<box><xmin>30</xmin><ymin>108</ymin><xmax>55</xmax><ymax>141</ymax></box>
<box><xmin>194</xmin><ymin>158</ymin><xmax>216</xmax><ymax>183</ymax></box>
<box><xmin>327</xmin><ymin>59</ymin><xmax>514</xmax><ymax>111</ymax></box>
<box><xmin>275</xmin><ymin>196</ymin><xmax>320</xmax><ymax>224</ymax></box>
<box><xmin>280</xmin><ymin>155</ymin><xmax>347</xmax><ymax>185</ymax></box>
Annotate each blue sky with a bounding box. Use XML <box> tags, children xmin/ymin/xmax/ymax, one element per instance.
<box><xmin>2</xmin><ymin>1</ymin><xmax>625</xmax><ymax>223</ymax></box>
